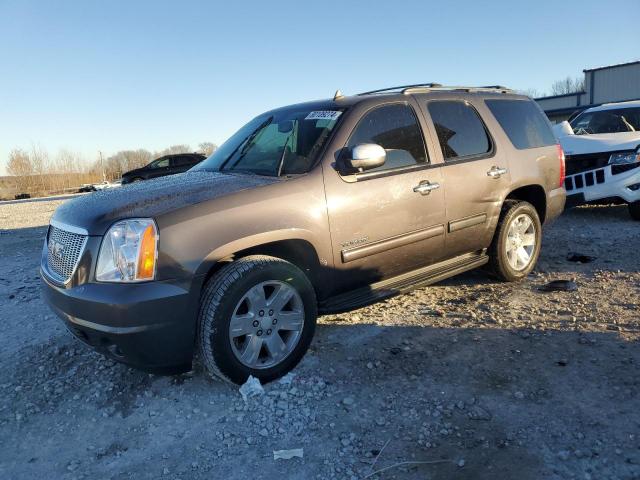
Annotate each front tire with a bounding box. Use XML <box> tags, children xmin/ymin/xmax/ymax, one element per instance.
<box><xmin>487</xmin><ymin>200</ymin><xmax>542</xmax><ymax>282</ymax></box>
<box><xmin>198</xmin><ymin>255</ymin><xmax>317</xmax><ymax>385</ymax></box>
<box><xmin>629</xmin><ymin>201</ymin><xmax>640</xmax><ymax>221</ymax></box>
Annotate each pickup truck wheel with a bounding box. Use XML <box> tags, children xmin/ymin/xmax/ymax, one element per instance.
<box><xmin>487</xmin><ymin>200</ymin><xmax>542</xmax><ymax>282</ymax></box>
<box><xmin>198</xmin><ymin>255</ymin><xmax>317</xmax><ymax>385</ymax></box>
<box><xmin>629</xmin><ymin>201</ymin><xmax>640</xmax><ymax>221</ymax></box>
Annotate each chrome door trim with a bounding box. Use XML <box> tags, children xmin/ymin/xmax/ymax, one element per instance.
<box><xmin>448</xmin><ymin>213</ymin><xmax>487</xmax><ymax>233</ymax></box>
<box><xmin>341</xmin><ymin>224</ymin><xmax>445</xmax><ymax>263</ymax></box>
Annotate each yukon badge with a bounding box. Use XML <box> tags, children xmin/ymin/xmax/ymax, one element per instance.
<box><xmin>341</xmin><ymin>236</ymin><xmax>369</xmax><ymax>248</ymax></box>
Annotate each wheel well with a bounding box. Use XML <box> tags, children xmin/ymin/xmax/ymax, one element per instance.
<box><xmin>506</xmin><ymin>185</ymin><xmax>547</xmax><ymax>223</ymax></box>
<box><xmin>202</xmin><ymin>239</ymin><xmax>325</xmax><ymax>297</ymax></box>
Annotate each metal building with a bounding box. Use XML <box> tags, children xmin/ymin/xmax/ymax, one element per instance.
<box><xmin>535</xmin><ymin>61</ymin><xmax>640</xmax><ymax>123</ymax></box>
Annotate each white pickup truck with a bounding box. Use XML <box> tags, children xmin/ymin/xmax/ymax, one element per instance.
<box><xmin>553</xmin><ymin>100</ymin><xmax>640</xmax><ymax>220</ymax></box>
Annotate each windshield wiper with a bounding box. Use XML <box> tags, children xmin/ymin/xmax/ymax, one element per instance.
<box><xmin>219</xmin><ymin>117</ymin><xmax>273</xmax><ymax>171</ymax></box>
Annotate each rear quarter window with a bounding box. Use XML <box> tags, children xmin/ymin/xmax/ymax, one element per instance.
<box><xmin>485</xmin><ymin>99</ymin><xmax>556</xmax><ymax>150</ymax></box>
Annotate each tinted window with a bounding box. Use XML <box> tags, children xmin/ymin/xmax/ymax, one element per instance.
<box><xmin>428</xmin><ymin>101</ymin><xmax>491</xmax><ymax>160</ymax></box>
<box><xmin>172</xmin><ymin>156</ymin><xmax>197</xmax><ymax>167</ymax></box>
<box><xmin>150</xmin><ymin>158</ymin><xmax>170</xmax><ymax>169</ymax></box>
<box><xmin>486</xmin><ymin>99</ymin><xmax>556</xmax><ymax>149</ymax></box>
<box><xmin>347</xmin><ymin>103</ymin><xmax>427</xmax><ymax>171</ymax></box>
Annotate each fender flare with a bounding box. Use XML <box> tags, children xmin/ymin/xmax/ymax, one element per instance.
<box><xmin>193</xmin><ymin>228</ymin><xmax>326</xmax><ymax>278</ymax></box>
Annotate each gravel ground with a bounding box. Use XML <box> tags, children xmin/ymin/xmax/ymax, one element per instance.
<box><xmin>0</xmin><ymin>199</ymin><xmax>639</xmax><ymax>480</ymax></box>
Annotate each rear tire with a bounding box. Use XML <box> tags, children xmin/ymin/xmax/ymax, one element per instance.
<box><xmin>198</xmin><ymin>255</ymin><xmax>317</xmax><ymax>385</ymax></box>
<box><xmin>629</xmin><ymin>201</ymin><xmax>640</xmax><ymax>221</ymax></box>
<box><xmin>487</xmin><ymin>200</ymin><xmax>542</xmax><ymax>282</ymax></box>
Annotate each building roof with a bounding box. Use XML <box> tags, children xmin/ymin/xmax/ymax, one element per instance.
<box><xmin>583</xmin><ymin>60</ymin><xmax>640</xmax><ymax>73</ymax></box>
<box><xmin>534</xmin><ymin>91</ymin><xmax>584</xmax><ymax>101</ymax></box>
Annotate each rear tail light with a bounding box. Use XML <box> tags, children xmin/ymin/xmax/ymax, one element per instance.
<box><xmin>557</xmin><ymin>144</ymin><xmax>566</xmax><ymax>188</ymax></box>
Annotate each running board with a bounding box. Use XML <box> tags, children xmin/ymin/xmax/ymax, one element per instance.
<box><xmin>319</xmin><ymin>251</ymin><xmax>488</xmax><ymax>314</ymax></box>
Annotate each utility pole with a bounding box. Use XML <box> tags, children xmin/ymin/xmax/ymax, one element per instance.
<box><xmin>99</xmin><ymin>151</ymin><xmax>106</xmax><ymax>182</ymax></box>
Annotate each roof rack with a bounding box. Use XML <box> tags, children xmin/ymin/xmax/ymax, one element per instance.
<box><xmin>357</xmin><ymin>83</ymin><xmax>443</xmax><ymax>95</ymax></box>
<box><xmin>402</xmin><ymin>85</ymin><xmax>513</xmax><ymax>94</ymax></box>
<box><xmin>357</xmin><ymin>84</ymin><xmax>512</xmax><ymax>96</ymax></box>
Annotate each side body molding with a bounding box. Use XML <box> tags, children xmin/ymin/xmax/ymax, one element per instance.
<box><xmin>341</xmin><ymin>225</ymin><xmax>445</xmax><ymax>263</ymax></box>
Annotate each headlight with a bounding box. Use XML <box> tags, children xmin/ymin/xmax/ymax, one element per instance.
<box><xmin>96</xmin><ymin>219</ymin><xmax>158</xmax><ymax>282</ymax></box>
<box><xmin>609</xmin><ymin>150</ymin><xmax>640</xmax><ymax>165</ymax></box>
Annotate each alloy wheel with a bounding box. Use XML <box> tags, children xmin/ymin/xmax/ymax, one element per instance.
<box><xmin>505</xmin><ymin>213</ymin><xmax>536</xmax><ymax>271</ymax></box>
<box><xmin>228</xmin><ymin>281</ymin><xmax>304</xmax><ymax>369</ymax></box>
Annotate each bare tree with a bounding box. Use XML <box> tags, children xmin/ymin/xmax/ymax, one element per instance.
<box><xmin>516</xmin><ymin>88</ymin><xmax>543</xmax><ymax>99</ymax></box>
<box><xmin>550</xmin><ymin>76</ymin><xmax>585</xmax><ymax>96</ymax></box>
<box><xmin>4</xmin><ymin>140</ymin><xmax>212</xmax><ymax>197</ymax></box>
<box><xmin>198</xmin><ymin>142</ymin><xmax>217</xmax><ymax>156</ymax></box>
<box><xmin>7</xmin><ymin>149</ymin><xmax>33</xmax><ymax>192</ymax></box>
<box><xmin>30</xmin><ymin>144</ymin><xmax>49</xmax><ymax>191</ymax></box>
<box><xmin>56</xmin><ymin>149</ymin><xmax>80</xmax><ymax>189</ymax></box>
<box><xmin>103</xmin><ymin>149</ymin><xmax>153</xmax><ymax>179</ymax></box>
<box><xmin>157</xmin><ymin>144</ymin><xmax>191</xmax><ymax>156</ymax></box>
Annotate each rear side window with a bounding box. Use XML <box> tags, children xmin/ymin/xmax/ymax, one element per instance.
<box><xmin>485</xmin><ymin>99</ymin><xmax>556</xmax><ymax>149</ymax></box>
<box><xmin>347</xmin><ymin>103</ymin><xmax>428</xmax><ymax>172</ymax></box>
<box><xmin>172</xmin><ymin>156</ymin><xmax>193</xmax><ymax>167</ymax></box>
<box><xmin>427</xmin><ymin>101</ymin><xmax>491</xmax><ymax>161</ymax></box>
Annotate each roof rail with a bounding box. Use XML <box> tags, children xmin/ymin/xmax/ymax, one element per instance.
<box><xmin>357</xmin><ymin>83</ymin><xmax>442</xmax><ymax>95</ymax></box>
<box><xmin>357</xmin><ymin>84</ymin><xmax>513</xmax><ymax>96</ymax></box>
<box><xmin>402</xmin><ymin>85</ymin><xmax>513</xmax><ymax>94</ymax></box>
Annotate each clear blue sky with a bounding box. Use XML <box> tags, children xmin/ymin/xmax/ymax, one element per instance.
<box><xmin>1</xmin><ymin>0</ymin><xmax>638</xmax><ymax>174</ymax></box>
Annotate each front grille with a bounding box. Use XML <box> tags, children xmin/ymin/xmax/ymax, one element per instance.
<box><xmin>46</xmin><ymin>225</ymin><xmax>87</xmax><ymax>283</ymax></box>
<box><xmin>564</xmin><ymin>169</ymin><xmax>606</xmax><ymax>192</ymax></box>
<box><xmin>565</xmin><ymin>153</ymin><xmax>611</xmax><ymax>176</ymax></box>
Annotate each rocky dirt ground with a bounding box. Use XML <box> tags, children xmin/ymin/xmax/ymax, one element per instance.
<box><xmin>0</xmin><ymin>198</ymin><xmax>639</xmax><ymax>480</ymax></box>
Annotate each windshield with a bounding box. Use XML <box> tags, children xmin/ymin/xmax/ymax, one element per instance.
<box><xmin>570</xmin><ymin>107</ymin><xmax>640</xmax><ymax>135</ymax></box>
<box><xmin>194</xmin><ymin>106</ymin><xmax>345</xmax><ymax>176</ymax></box>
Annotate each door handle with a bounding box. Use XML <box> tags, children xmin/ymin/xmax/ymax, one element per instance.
<box><xmin>413</xmin><ymin>181</ymin><xmax>441</xmax><ymax>195</ymax></box>
<box><xmin>487</xmin><ymin>166</ymin><xmax>508</xmax><ymax>178</ymax></box>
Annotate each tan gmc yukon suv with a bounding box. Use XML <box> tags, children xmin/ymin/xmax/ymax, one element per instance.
<box><xmin>41</xmin><ymin>84</ymin><xmax>566</xmax><ymax>384</ymax></box>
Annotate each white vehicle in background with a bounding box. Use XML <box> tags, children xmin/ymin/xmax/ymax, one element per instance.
<box><xmin>78</xmin><ymin>180</ymin><xmax>122</xmax><ymax>193</ymax></box>
<box><xmin>553</xmin><ymin>100</ymin><xmax>640</xmax><ymax>220</ymax></box>
<box><xmin>93</xmin><ymin>180</ymin><xmax>121</xmax><ymax>190</ymax></box>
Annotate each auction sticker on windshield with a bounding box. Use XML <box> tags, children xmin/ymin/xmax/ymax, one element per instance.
<box><xmin>305</xmin><ymin>111</ymin><xmax>342</xmax><ymax>121</ymax></box>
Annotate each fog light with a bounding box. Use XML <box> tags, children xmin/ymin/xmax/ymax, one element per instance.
<box><xmin>628</xmin><ymin>183</ymin><xmax>640</xmax><ymax>192</ymax></box>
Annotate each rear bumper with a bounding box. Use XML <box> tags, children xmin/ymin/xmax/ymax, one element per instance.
<box><xmin>41</xmin><ymin>272</ymin><xmax>200</xmax><ymax>373</ymax></box>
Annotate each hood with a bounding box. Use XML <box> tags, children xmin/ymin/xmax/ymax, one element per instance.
<box><xmin>52</xmin><ymin>170</ymin><xmax>280</xmax><ymax>235</ymax></box>
<box><xmin>555</xmin><ymin>122</ymin><xmax>640</xmax><ymax>155</ymax></box>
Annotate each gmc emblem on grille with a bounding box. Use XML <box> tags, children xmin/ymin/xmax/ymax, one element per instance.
<box><xmin>49</xmin><ymin>239</ymin><xmax>65</xmax><ymax>260</ymax></box>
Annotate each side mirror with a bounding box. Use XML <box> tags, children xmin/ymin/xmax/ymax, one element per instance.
<box><xmin>343</xmin><ymin>144</ymin><xmax>386</xmax><ymax>173</ymax></box>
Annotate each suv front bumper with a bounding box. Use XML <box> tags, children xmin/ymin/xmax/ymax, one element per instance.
<box><xmin>41</xmin><ymin>271</ymin><xmax>200</xmax><ymax>374</ymax></box>
<box><xmin>564</xmin><ymin>164</ymin><xmax>640</xmax><ymax>205</ymax></box>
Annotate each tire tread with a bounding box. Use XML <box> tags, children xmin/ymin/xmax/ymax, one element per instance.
<box><xmin>197</xmin><ymin>255</ymin><xmax>314</xmax><ymax>384</ymax></box>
